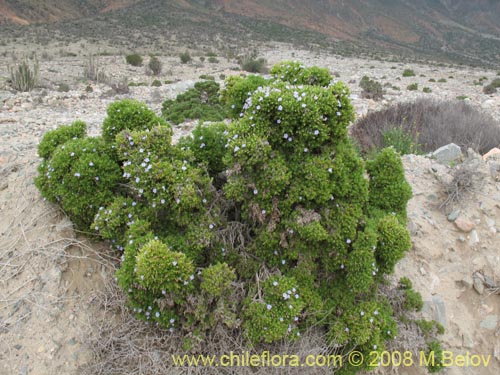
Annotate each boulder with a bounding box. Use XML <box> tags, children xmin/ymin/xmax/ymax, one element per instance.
<box><xmin>431</xmin><ymin>143</ymin><xmax>462</xmax><ymax>164</ymax></box>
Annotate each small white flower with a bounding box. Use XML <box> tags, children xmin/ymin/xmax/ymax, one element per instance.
<box><xmin>278</xmin><ymin>105</ymin><xmax>283</xmax><ymax>111</ymax></box>
<box><xmin>266</xmin><ymin>304</ymin><xmax>272</xmax><ymax>310</ymax></box>
<box><xmin>283</xmin><ymin>133</ymin><xmax>289</xmax><ymax>139</ymax></box>
<box><xmin>209</xmin><ymin>224</ymin><xmax>214</xmax><ymax>229</ymax></box>
<box><xmin>261</xmin><ymin>209</ymin><xmax>266</xmax><ymax>215</ymax></box>
<box><xmin>346</xmin><ymin>238</ymin><xmax>351</xmax><ymax>244</ymax></box>
<box><xmin>70</xmin><ymin>152</ymin><xmax>75</xmax><ymax>157</ymax></box>
<box><xmin>273</xmin><ymin>281</ymin><xmax>278</xmax><ymax>286</ymax></box>
<box><xmin>304</xmin><ymin>148</ymin><xmax>309</xmax><ymax>153</ymax></box>
<box><xmin>172</xmin><ymin>260</ymin><xmax>178</xmax><ymax>266</ymax></box>
<box><xmin>170</xmin><ymin>318</ymin><xmax>175</xmax><ymax>324</ymax></box>
<box><xmin>155</xmin><ymin>312</ymin><xmax>160</xmax><ymax>318</ymax></box>
<box><xmin>302</xmin><ymin>103</ymin><xmax>306</xmax><ymax>108</ymax></box>
<box><xmin>281</xmin><ymin>259</ymin><xmax>286</xmax><ymax>265</ymax></box>
<box><xmin>89</xmin><ymin>162</ymin><xmax>94</xmax><ymax>166</ymax></box>
<box><xmin>253</xmin><ymin>189</ymin><xmax>258</xmax><ymax>195</ymax></box>
<box><xmin>233</xmin><ymin>146</ymin><xmax>240</xmax><ymax>152</ymax></box>
<box><xmin>74</xmin><ymin>172</ymin><xmax>81</xmax><ymax>177</ymax></box>
<box><xmin>360</xmin><ymin>311</ymin><xmax>365</xmax><ymax>316</ymax></box>
<box><xmin>135</xmin><ymin>177</ymin><xmax>140</xmax><ymax>183</ymax></box>
<box><xmin>181</xmin><ymin>165</ymin><xmax>186</xmax><ymax>171</ymax></box>
<box><xmin>200</xmin><ymin>143</ymin><xmax>205</xmax><ymax>149</ymax></box>
<box><xmin>314</xmin><ymin>129</ymin><xmax>319</xmax><ymax>135</ymax></box>
<box><xmin>278</xmin><ymin>97</ymin><xmax>282</xmax><ymax>102</ymax></box>
<box><xmin>328</xmin><ymin>168</ymin><xmax>332</xmax><ymax>173</ymax></box>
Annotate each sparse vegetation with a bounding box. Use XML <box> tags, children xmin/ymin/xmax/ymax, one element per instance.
<box><xmin>352</xmin><ymin>98</ymin><xmax>500</xmax><ymax>155</ymax></box>
<box><xmin>151</xmin><ymin>79</ymin><xmax>162</xmax><ymax>87</ymax></box>
<box><xmin>483</xmin><ymin>78</ymin><xmax>500</xmax><ymax>94</ymax></box>
<box><xmin>241</xmin><ymin>57</ymin><xmax>267</xmax><ymax>73</ymax></box>
<box><xmin>422</xmin><ymin>87</ymin><xmax>432</xmax><ymax>93</ymax></box>
<box><xmin>8</xmin><ymin>57</ymin><xmax>39</xmax><ymax>92</ymax></box>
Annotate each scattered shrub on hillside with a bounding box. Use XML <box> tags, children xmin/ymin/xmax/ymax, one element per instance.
<box><xmin>483</xmin><ymin>78</ymin><xmax>500</xmax><ymax>94</ymax></box>
<box><xmin>180</xmin><ymin>51</ymin><xmax>191</xmax><ymax>64</ymax></box>
<box><xmin>429</xmin><ymin>78</ymin><xmax>436</xmax><ymax>82</ymax></box>
<box><xmin>8</xmin><ymin>57</ymin><xmax>39</xmax><ymax>92</ymax></box>
<box><xmin>151</xmin><ymin>79</ymin><xmax>162</xmax><ymax>87</ymax></box>
<box><xmin>161</xmin><ymin>81</ymin><xmax>227</xmax><ymax>124</ymax></box>
<box><xmin>402</xmin><ymin>69</ymin><xmax>415</xmax><ymax>77</ymax></box>
<box><xmin>241</xmin><ymin>57</ymin><xmax>267</xmax><ymax>73</ymax></box>
<box><xmin>437</xmin><ymin>78</ymin><xmax>447</xmax><ymax>83</ymax></box>
<box><xmin>422</xmin><ymin>87</ymin><xmax>432</xmax><ymax>93</ymax></box>
<box><xmin>352</xmin><ymin>98</ymin><xmax>500</xmax><ymax>155</ymax></box>
<box><xmin>382</xmin><ymin>127</ymin><xmax>420</xmax><ymax>155</ymax></box>
<box><xmin>407</xmin><ymin>83</ymin><xmax>418</xmax><ymax>91</ymax></box>
<box><xmin>360</xmin><ymin>76</ymin><xmax>384</xmax><ymax>100</ymax></box>
<box><xmin>147</xmin><ymin>55</ymin><xmax>162</xmax><ymax>76</ymax></box>
<box><xmin>208</xmin><ymin>56</ymin><xmax>219</xmax><ymax>64</ymax></box>
<box><xmin>126</xmin><ymin>53</ymin><xmax>143</xmax><ymax>67</ymax></box>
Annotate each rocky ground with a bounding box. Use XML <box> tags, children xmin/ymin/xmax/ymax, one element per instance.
<box><xmin>0</xmin><ymin>45</ymin><xmax>499</xmax><ymax>375</ymax></box>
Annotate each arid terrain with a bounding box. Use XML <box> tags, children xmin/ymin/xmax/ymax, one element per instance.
<box><xmin>1</xmin><ymin>46</ymin><xmax>500</xmax><ymax>375</ymax></box>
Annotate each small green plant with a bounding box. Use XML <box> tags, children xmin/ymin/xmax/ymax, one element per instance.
<box><xmin>456</xmin><ymin>95</ymin><xmax>469</xmax><ymax>100</ymax></box>
<box><xmin>85</xmin><ymin>85</ymin><xmax>93</xmax><ymax>93</ymax></box>
<box><xmin>407</xmin><ymin>83</ymin><xmax>418</xmax><ymax>91</ymax></box>
<box><xmin>429</xmin><ymin>78</ymin><xmax>436</xmax><ymax>82</ymax></box>
<box><xmin>382</xmin><ymin>127</ymin><xmax>420</xmax><ymax>155</ymax></box>
<box><xmin>148</xmin><ymin>55</ymin><xmax>162</xmax><ymax>76</ymax></box>
<box><xmin>422</xmin><ymin>87</ymin><xmax>432</xmax><ymax>93</ymax></box>
<box><xmin>426</xmin><ymin>341</ymin><xmax>444</xmax><ymax>373</ymax></box>
<box><xmin>151</xmin><ymin>79</ymin><xmax>162</xmax><ymax>87</ymax></box>
<box><xmin>8</xmin><ymin>57</ymin><xmax>39</xmax><ymax>92</ymax></box>
<box><xmin>180</xmin><ymin>51</ymin><xmax>191</xmax><ymax>64</ymax></box>
<box><xmin>208</xmin><ymin>56</ymin><xmax>219</xmax><ymax>64</ymax></box>
<box><xmin>126</xmin><ymin>53</ymin><xmax>143</xmax><ymax>67</ymax></box>
<box><xmin>399</xmin><ymin>277</ymin><xmax>423</xmax><ymax>311</ymax></box>
<box><xmin>402</xmin><ymin>69</ymin><xmax>415</xmax><ymax>77</ymax></box>
<box><xmin>437</xmin><ymin>78</ymin><xmax>447</xmax><ymax>83</ymax></box>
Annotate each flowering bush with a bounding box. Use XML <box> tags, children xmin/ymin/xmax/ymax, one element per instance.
<box><xmin>35</xmin><ymin>136</ymin><xmax>122</xmax><ymax>229</ymax></box>
<box><xmin>35</xmin><ymin>61</ymin><xmax>438</xmax><ymax>374</ymax></box>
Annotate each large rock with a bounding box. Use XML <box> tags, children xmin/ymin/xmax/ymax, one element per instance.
<box><xmin>479</xmin><ymin>315</ymin><xmax>498</xmax><ymax>330</ymax></box>
<box><xmin>431</xmin><ymin>143</ymin><xmax>462</xmax><ymax>164</ymax></box>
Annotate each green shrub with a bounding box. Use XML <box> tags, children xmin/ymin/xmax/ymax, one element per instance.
<box><xmin>422</xmin><ymin>87</ymin><xmax>432</xmax><ymax>93</ymax></box>
<box><xmin>57</xmin><ymin>83</ymin><xmax>70</xmax><ymax>92</ymax></box>
<box><xmin>382</xmin><ymin>127</ymin><xmax>420</xmax><ymax>155</ymax></box>
<box><xmin>102</xmin><ymin>99</ymin><xmax>167</xmax><ymax>144</ymax></box>
<box><xmin>429</xmin><ymin>78</ymin><xmax>436</xmax><ymax>82</ymax></box>
<box><xmin>402</xmin><ymin>69</ymin><xmax>415</xmax><ymax>77</ymax></box>
<box><xmin>38</xmin><ymin>120</ymin><xmax>87</xmax><ymax>160</ymax></box>
<box><xmin>360</xmin><ymin>76</ymin><xmax>384</xmax><ymax>100</ymax></box>
<box><xmin>208</xmin><ymin>56</ymin><xmax>219</xmax><ymax>64</ymax></box>
<box><xmin>407</xmin><ymin>83</ymin><xmax>418</xmax><ymax>91</ymax></box>
<box><xmin>456</xmin><ymin>95</ymin><xmax>469</xmax><ymax>100</ymax></box>
<box><xmin>399</xmin><ymin>277</ymin><xmax>423</xmax><ymax>311</ymax></box>
<box><xmin>35</xmin><ymin>62</ymin><xmax>421</xmax><ymax>373</ymax></box>
<box><xmin>126</xmin><ymin>53</ymin><xmax>143</xmax><ymax>67</ymax></box>
<box><xmin>148</xmin><ymin>55</ymin><xmax>162</xmax><ymax>75</ymax></box>
<box><xmin>270</xmin><ymin>61</ymin><xmax>332</xmax><ymax>86</ymax></box>
<box><xmin>199</xmin><ymin>74</ymin><xmax>215</xmax><ymax>80</ymax></box>
<box><xmin>8</xmin><ymin>58</ymin><xmax>39</xmax><ymax>92</ymax></box>
<box><xmin>35</xmin><ymin>136</ymin><xmax>122</xmax><ymax>229</ymax></box>
<box><xmin>366</xmin><ymin>148</ymin><xmax>412</xmax><ymax>220</ymax></box>
<box><xmin>221</xmin><ymin>74</ymin><xmax>269</xmax><ymax>118</ymax></box>
<box><xmin>178</xmin><ymin>122</ymin><xmax>228</xmax><ymax>177</ymax></box>
<box><xmin>241</xmin><ymin>57</ymin><xmax>267</xmax><ymax>73</ymax></box>
<box><xmin>437</xmin><ymin>78</ymin><xmax>447</xmax><ymax>83</ymax></box>
<box><xmin>426</xmin><ymin>341</ymin><xmax>444</xmax><ymax>373</ymax></box>
<box><xmin>151</xmin><ymin>79</ymin><xmax>162</xmax><ymax>87</ymax></box>
<box><xmin>180</xmin><ymin>51</ymin><xmax>191</xmax><ymax>64</ymax></box>
<box><xmin>161</xmin><ymin>81</ymin><xmax>227</xmax><ymax>124</ymax></box>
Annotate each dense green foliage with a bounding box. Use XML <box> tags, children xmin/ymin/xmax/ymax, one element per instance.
<box><xmin>102</xmin><ymin>99</ymin><xmax>167</xmax><ymax>144</ymax></box>
<box><xmin>161</xmin><ymin>81</ymin><xmax>227</xmax><ymax>124</ymax></box>
<box><xmin>402</xmin><ymin>69</ymin><xmax>415</xmax><ymax>77</ymax></box>
<box><xmin>37</xmin><ymin>120</ymin><xmax>87</xmax><ymax>160</ymax></box>
<box><xmin>34</xmin><ymin>61</ymin><xmax>438</xmax><ymax>374</ymax></box>
<box><xmin>221</xmin><ymin>74</ymin><xmax>269</xmax><ymax>118</ymax></box>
